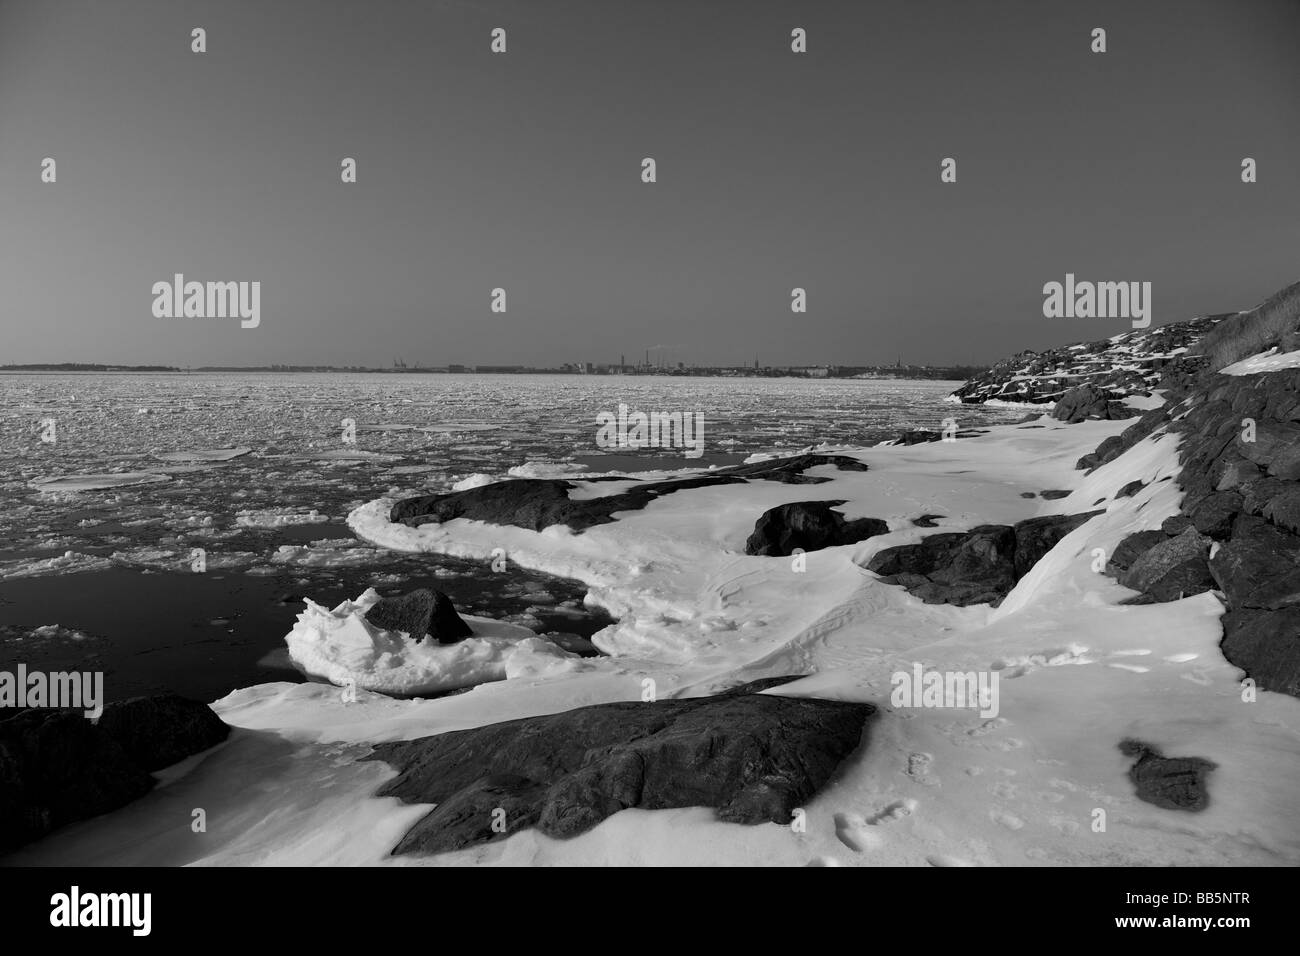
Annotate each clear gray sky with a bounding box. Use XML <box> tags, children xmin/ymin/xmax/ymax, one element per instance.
<box><xmin>1</xmin><ymin>0</ymin><xmax>1297</xmax><ymax>368</ymax></box>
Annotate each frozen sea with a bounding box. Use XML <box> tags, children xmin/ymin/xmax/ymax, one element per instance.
<box><xmin>0</xmin><ymin>371</ymin><xmax>1022</xmax><ymax>703</ymax></box>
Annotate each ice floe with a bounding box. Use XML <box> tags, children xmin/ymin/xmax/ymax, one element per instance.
<box><xmin>29</xmin><ymin>473</ymin><xmax>171</xmax><ymax>492</ymax></box>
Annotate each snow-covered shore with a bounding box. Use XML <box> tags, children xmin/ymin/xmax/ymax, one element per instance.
<box><xmin>10</xmin><ymin>409</ymin><xmax>1300</xmax><ymax>867</ymax></box>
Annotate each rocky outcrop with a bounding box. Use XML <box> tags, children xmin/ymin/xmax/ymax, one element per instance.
<box><xmin>882</xmin><ymin>428</ymin><xmax>988</xmax><ymax>446</ymax></box>
<box><xmin>1050</xmin><ymin>384</ymin><xmax>1137</xmax><ymax>423</ymax></box>
<box><xmin>1119</xmin><ymin>739</ymin><xmax>1216</xmax><ymax>811</ymax></box>
<box><xmin>1076</xmin><ymin>323</ymin><xmax>1300</xmax><ymax>696</ymax></box>
<box><xmin>0</xmin><ymin>695</ymin><xmax>229</xmax><ymax>853</ymax></box>
<box><xmin>363</xmin><ymin>676</ymin><xmax>872</xmax><ymax>856</ymax></box>
<box><xmin>96</xmin><ymin>693</ymin><xmax>231</xmax><ymax>772</ymax></box>
<box><xmin>950</xmin><ymin>315</ymin><xmax>1228</xmax><ymax>406</ymax></box>
<box><xmin>745</xmin><ymin>501</ymin><xmax>888</xmax><ymax>557</ymax></box>
<box><xmin>866</xmin><ymin>512</ymin><xmax>1100</xmax><ymax>607</ymax></box>
<box><xmin>365</xmin><ymin>588</ymin><xmax>473</xmax><ymax>644</ymax></box>
<box><xmin>1116</xmin><ymin>528</ymin><xmax>1216</xmax><ymax>603</ymax></box>
<box><xmin>391</xmin><ymin>454</ymin><xmax>870</xmax><ymax>533</ymax></box>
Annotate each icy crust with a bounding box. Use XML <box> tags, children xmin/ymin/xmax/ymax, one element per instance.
<box><xmin>12</xmin><ymin>410</ymin><xmax>1300</xmax><ymax>867</ymax></box>
<box><xmin>284</xmin><ymin>589</ymin><xmax>586</xmax><ymax>696</ymax></box>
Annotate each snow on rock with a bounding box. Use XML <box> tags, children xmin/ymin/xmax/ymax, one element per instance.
<box><xmin>284</xmin><ymin>588</ymin><xmax>586</xmax><ymax>696</ymax></box>
<box><xmin>949</xmin><ymin>315</ymin><xmax>1230</xmax><ymax>406</ymax></box>
<box><xmin>1221</xmin><ymin>347</ymin><xmax>1300</xmax><ymax>376</ymax></box>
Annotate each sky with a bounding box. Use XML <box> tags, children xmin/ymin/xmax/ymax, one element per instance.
<box><xmin>1</xmin><ymin>0</ymin><xmax>1298</xmax><ymax>368</ymax></box>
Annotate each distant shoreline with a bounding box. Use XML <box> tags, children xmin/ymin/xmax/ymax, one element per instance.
<box><xmin>0</xmin><ymin>363</ymin><xmax>982</xmax><ymax>381</ymax></box>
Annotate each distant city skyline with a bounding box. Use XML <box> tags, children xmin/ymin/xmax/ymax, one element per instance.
<box><xmin>2</xmin><ymin>0</ymin><xmax>1298</xmax><ymax>367</ymax></box>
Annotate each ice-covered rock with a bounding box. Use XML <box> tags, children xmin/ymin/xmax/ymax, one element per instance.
<box><xmin>283</xmin><ymin>589</ymin><xmax>582</xmax><ymax>697</ymax></box>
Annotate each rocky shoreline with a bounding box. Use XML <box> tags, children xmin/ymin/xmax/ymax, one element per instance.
<box><xmin>6</xmin><ymin>283</ymin><xmax>1300</xmax><ymax>862</ymax></box>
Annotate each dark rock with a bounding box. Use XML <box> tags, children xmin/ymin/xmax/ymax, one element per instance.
<box><xmin>1116</xmin><ymin>480</ymin><xmax>1146</xmax><ymax>498</ymax></box>
<box><xmin>391</xmin><ymin>454</ymin><xmax>869</xmax><ymax>533</ymax></box>
<box><xmin>912</xmin><ymin>514</ymin><xmax>944</xmax><ymax>528</ymax></box>
<box><xmin>865</xmin><ymin>533</ymin><xmax>966</xmax><ymax>577</ymax></box>
<box><xmin>1214</xmin><ymin>456</ymin><xmax>1261</xmax><ymax>491</ymax></box>
<box><xmin>1077</xmin><ymin>434</ymin><xmax>1126</xmax><ymax>471</ymax></box>
<box><xmin>0</xmin><ymin>709</ymin><xmax>154</xmax><ymax>854</ymax></box>
<box><xmin>365</xmin><ymin>588</ymin><xmax>432</xmax><ymax>637</ymax></box>
<box><xmin>910</xmin><ymin>580</ymin><xmax>1008</xmax><ymax>606</ymax></box>
<box><xmin>895</xmin><ymin>429</ymin><xmax>941</xmax><ymax>445</ymax></box>
<box><xmin>878</xmin><ymin>572</ymin><xmax>930</xmax><ymax>588</ymax></box>
<box><xmin>926</xmin><ymin>525</ymin><xmax>1018</xmax><ymax>594</ymax></box>
<box><xmin>1052</xmin><ymin>384</ymin><xmax>1136</xmax><ymax>423</ymax></box>
<box><xmin>1019</xmin><ymin>492</ymin><xmax>1038</xmax><ymax>499</ymax></box>
<box><xmin>1220</xmin><ymin>607</ymin><xmax>1300</xmax><ymax>697</ymax></box>
<box><xmin>1118</xmin><ymin>527</ymin><xmax>1215</xmax><ymax>602</ymax></box>
<box><xmin>1187</xmin><ymin>490</ymin><xmax>1243</xmax><ymax>540</ymax></box>
<box><xmin>1160</xmin><ymin>515</ymin><xmax>1194</xmax><ymax>536</ymax></box>
<box><xmin>365</xmin><ymin>588</ymin><xmax>473</xmax><ymax>645</ymax></box>
<box><xmin>868</xmin><ymin>513</ymin><xmax>1099</xmax><ymax>607</ymax></box>
<box><xmin>745</xmin><ymin>501</ymin><xmax>888</xmax><ymax>557</ymax></box>
<box><xmin>1262</xmin><ymin>484</ymin><xmax>1300</xmax><ymax>534</ymax></box>
<box><xmin>363</xmin><ymin>676</ymin><xmax>873</xmax><ymax>856</ymax></box>
<box><xmin>1237</xmin><ymin>421</ymin><xmax>1300</xmax><ymax>471</ymax></box>
<box><xmin>1118</xmin><ymin>739</ymin><xmax>1216</xmax><ymax>811</ymax></box>
<box><xmin>1010</xmin><ymin>512</ymin><xmax>1099</xmax><ymax>578</ymax></box>
<box><xmin>1240</xmin><ymin>477</ymin><xmax>1293</xmax><ymax>516</ymax></box>
<box><xmin>96</xmin><ymin>694</ymin><xmax>230</xmax><ymax>772</ymax></box>
<box><xmin>1208</xmin><ymin>516</ymin><xmax>1300</xmax><ymax>609</ymax></box>
<box><xmin>1107</xmin><ymin>531</ymin><xmax>1167</xmax><ymax>573</ymax></box>
<box><xmin>1039</xmin><ymin>489</ymin><xmax>1071</xmax><ymax>500</ymax></box>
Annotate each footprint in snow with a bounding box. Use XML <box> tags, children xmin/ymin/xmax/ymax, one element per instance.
<box><xmin>989</xmin><ymin>808</ymin><xmax>1026</xmax><ymax>831</ymax></box>
<box><xmin>833</xmin><ymin>799</ymin><xmax>918</xmax><ymax>852</ymax></box>
<box><xmin>966</xmin><ymin>717</ymin><xmax>1009</xmax><ymax>737</ymax></box>
<box><xmin>905</xmin><ymin>751</ymin><xmax>939</xmax><ymax>786</ymax></box>
<box><xmin>926</xmin><ymin>854</ymin><xmax>975</xmax><ymax>867</ymax></box>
